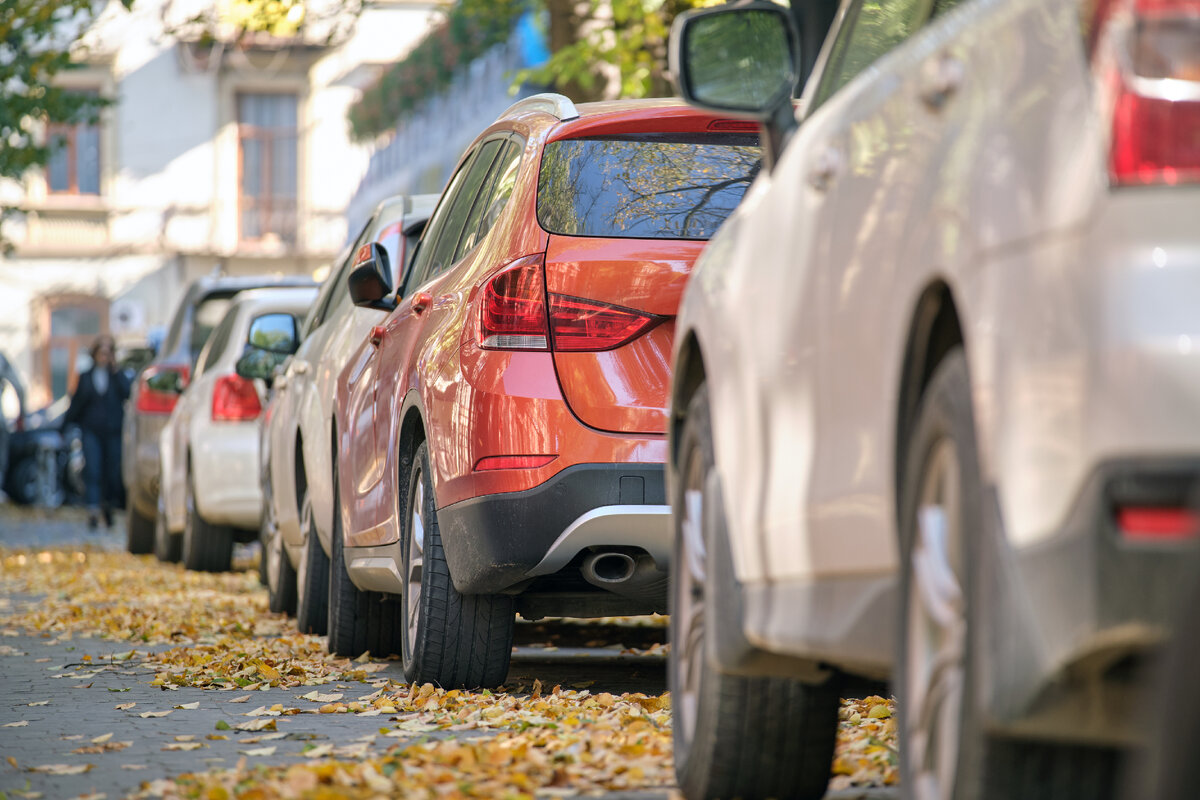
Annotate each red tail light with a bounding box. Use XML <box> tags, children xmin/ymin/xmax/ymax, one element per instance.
<box><xmin>1099</xmin><ymin>0</ymin><xmax>1200</xmax><ymax>185</ymax></box>
<box><xmin>479</xmin><ymin>255</ymin><xmax>549</xmax><ymax>351</ymax></box>
<box><xmin>549</xmin><ymin>294</ymin><xmax>661</xmax><ymax>351</ymax></box>
<box><xmin>1116</xmin><ymin>506</ymin><xmax>1200</xmax><ymax>540</ymax></box>
<box><xmin>135</xmin><ymin>365</ymin><xmax>190</xmax><ymax>415</ymax></box>
<box><xmin>211</xmin><ymin>374</ymin><xmax>261</xmax><ymax>422</ymax></box>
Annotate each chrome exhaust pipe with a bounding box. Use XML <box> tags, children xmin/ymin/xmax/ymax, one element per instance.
<box><xmin>581</xmin><ymin>551</ymin><xmax>637</xmax><ymax>584</ymax></box>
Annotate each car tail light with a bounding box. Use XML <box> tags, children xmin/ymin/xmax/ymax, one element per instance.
<box><xmin>135</xmin><ymin>365</ymin><xmax>190</xmax><ymax>415</ymax></box>
<box><xmin>1116</xmin><ymin>505</ymin><xmax>1200</xmax><ymax>540</ymax></box>
<box><xmin>479</xmin><ymin>255</ymin><xmax>550</xmax><ymax>350</ymax></box>
<box><xmin>211</xmin><ymin>374</ymin><xmax>261</xmax><ymax>422</ymax></box>
<box><xmin>549</xmin><ymin>294</ymin><xmax>662</xmax><ymax>352</ymax></box>
<box><xmin>1098</xmin><ymin>0</ymin><xmax>1200</xmax><ymax>185</ymax></box>
<box><xmin>474</xmin><ymin>455</ymin><xmax>557</xmax><ymax>471</ymax></box>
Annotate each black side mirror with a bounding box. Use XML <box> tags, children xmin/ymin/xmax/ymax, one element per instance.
<box><xmin>670</xmin><ymin>2</ymin><xmax>801</xmax><ymax>168</ymax></box>
<box><xmin>348</xmin><ymin>242</ymin><xmax>396</xmax><ymax>311</ymax></box>
<box><xmin>236</xmin><ymin>349</ymin><xmax>286</xmax><ymax>385</ymax></box>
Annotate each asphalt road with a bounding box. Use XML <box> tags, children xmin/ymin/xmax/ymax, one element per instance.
<box><xmin>0</xmin><ymin>504</ymin><xmax>895</xmax><ymax>800</ymax></box>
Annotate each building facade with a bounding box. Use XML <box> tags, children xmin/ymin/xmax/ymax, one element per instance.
<box><xmin>0</xmin><ymin>0</ymin><xmax>437</xmax><ymax>409</ymax></box>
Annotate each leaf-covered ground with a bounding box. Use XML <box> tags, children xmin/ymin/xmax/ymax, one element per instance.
<box><xmin>0</xmin><ymin>545</ymin><xmax>897</xmax><ymax>798</ymax></box>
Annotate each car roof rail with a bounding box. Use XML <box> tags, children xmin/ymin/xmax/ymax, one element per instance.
<box><xmin>501</xmin><ymin>92</ymin><xmax>580</xmax><ymax>122</ymax></box>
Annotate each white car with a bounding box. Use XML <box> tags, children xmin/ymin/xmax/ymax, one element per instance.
<box><xmin>667</xmin><ymin>1</ymin><xmax>1200</xmax><ymax>799</ymax></box>
<box><xmin>260</xmin><ymin>195</ymin><xmax>435</xmax><ymax>633</ymax></box>
<box><xmin>159</xmin><ymin>286</ymin><xmax>317</xmax><ymax>572</ymax></box>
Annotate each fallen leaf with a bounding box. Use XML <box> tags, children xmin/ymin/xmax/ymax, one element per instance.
<box><xmin>227</xmin><ymin>694</ymin><xmax>252</xmax><ymax>703</ymax></box>
<box><xmin>91</xmin><ymin>733</ymin><xmax>113</xmax><ymax>744</ymax></box>
<box><xmin>241</xmin><ymin>746</ymin><xmax>276</xmax><ymax>756</ymax></box>
<box><xmin>138</xmin><ymin>710</ymin><xmax>172</xmax><ymax>718</ymax></box>
<box><xmin>3</xmin><ymin>721</ymin><xmax>29</xmax><ymax>728</ymax></box>
<box><xmin>26</xmin><ymin>701</ymin><xmax>49</xmax><ymax>707</ymax></box>
<box><xmin>173</xmin><ymin>702</ymin><xmax>200</xmax><ymax>710</ymax></box>
<box><xmin>214</xmin><ymin>720</ymin><xmax>231</xmax><ymax>731</ymax></box>
<box><xmin>115</xmin><ymin>703</ymin><xmax>136</xmax><ymax>710</ymax></box>
<box><xmin>121</xmin><ymin>764</ymin><xmax>148</xmax><ymax>771</ymax></box>
<box><xmin>163</xmin><ymin>743</ymin><xmax>203</xmax><ymax>752</ymax></box>
<box><xmin>29</xmin><ymin>763</ymin><xmax>93</xmax><ymax>775</ymax></box>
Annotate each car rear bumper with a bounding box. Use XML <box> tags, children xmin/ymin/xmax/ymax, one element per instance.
<box><xmin>192</xmin><ymin>420</ymin><xmax>262</xmax><ymax>530</ymax></box>
<box><xmin>436</xmin><ymin>462</ymin><xmax>668</xmax><ymax>596</ymax></box>
<box><xmin>989</xmin><ymin>459</ymin><xmax>1200</xmax><ymax>743</ymax></box>
<box><xmin>126</xmin><ymin>412</ymin><xmax>168</xmax><ymax>515</ymax></box>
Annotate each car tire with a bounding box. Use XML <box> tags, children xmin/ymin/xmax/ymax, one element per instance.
<box><xmin>327</xmin><ymin>463</ymin><xmax>404</xmax><ymax>658</ymax></box>
<box><xmin>6</xmin><ymin>457</ymin><xmax>38</xmax><ymax>506</ymax></box>
<box><xmin>262</xmin><ymin>500</ymin><xmax>297</xmax><ymax>616</ymax></box>
<box><xmin>126</xmin><ymin>496</ymin><xmax>155</xmax><ymax>554</ymax></box>
<box><xmin>295</xmin><ymin>486</ymin><xmax>329</xmax><ymax>635</ymax></box>
<box><xmin>897</xmin><ymin>349</ymin><xmax>982</xmax><ymax>800</ymax></box>
<box><xmin>400</xmin><ymin>441</ymin><xmax>514</xmax><ymax>689</ymax></box>
<box><xmin>153</xmin><ymin>493</ymin><xmax>181</xmax><ymax>563</ymax></box>
<box><xmin>181</xmin><ymin>466</ymin><xmax>233</xmax><ymax>572</ymax></box>
<box><xmin>670</xmin><ymin>383</ymin><xmax>840</xmax><ymax>800</ymax></box>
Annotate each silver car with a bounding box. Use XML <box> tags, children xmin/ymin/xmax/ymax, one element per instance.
<box><xmin>666</xmin><ymin>1</ymin><xmax>1200</xmax><ymax>799</ymax></box>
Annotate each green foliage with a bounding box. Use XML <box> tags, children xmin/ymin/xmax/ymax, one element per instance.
<box><xmin>348</xmin><ymin>0</ymin><xmax>524</xmax><ymax>142</ymax></box>
<box><xmin>519</xmin><ymin>0</ymin><xmax>711</xmax><ymax>100</ymax></box>
<box><xmin>347</xmin><ymin>0</ymin><xmax>712</xmax><ymax>143</ymax></box>
<box><xmin>0</xmin><ymin>0</ymin><xmax>129</xmax><ymax>185</ymax></box>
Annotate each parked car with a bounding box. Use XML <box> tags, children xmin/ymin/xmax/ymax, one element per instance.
<box><xmin>323</xmin><ymin>94</ymin><xmax>761</xmax><ymax>676</ymax></box>
<box><xmin>158</xmin><ymin>287</ymin><xmax>317</xmax><ymax>571</ymax></box>
<box><xmin>665</xmin><ymin>1</ymin><xmax>1200</xmax><ymax>799</ymax></box>
<box><xmin>0</xmin><ymin>352</ymin><xmax>26</xmax><ymax>499</ymax></box>
<box><xmin>123</xmin><ymin>274</ymin><xmax>315</xmax><ymax>557</ymax></box>
<box><xmin>260</xmin><ymin>194</ymin><xmax>436</xmax><ymax>624</ymax></box>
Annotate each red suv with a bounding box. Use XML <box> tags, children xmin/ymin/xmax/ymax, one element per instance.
<box><xmin>324</xmin><ymin>94</ymin><xmax>759</xmax><ymax>686</ymax></box>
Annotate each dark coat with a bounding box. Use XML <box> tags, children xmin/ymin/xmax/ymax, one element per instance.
<box><xmin>64</xmin><ymin>367</ymin><xmax>131</xmax><ymax>436</ymax></box>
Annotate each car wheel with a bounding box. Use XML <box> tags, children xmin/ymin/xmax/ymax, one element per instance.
<box><xmin>153</xmin><ymin>492</ymin><xmax>181</xmax><ymax>563</ymax></box>
<box><xmin>401</xmin><ymin>441</ymin><xmax>513</xmax><ymax>688</ymax></box>
<box><xmin>327</xmin><ymin>462</ymin><xmax>403</xmax><ymax>657</ymax></box>
<box><xmin>898</xmin><ymin>349</ymin><xmax>995</xmax><ymax>800</ymax></box>
<box><xmin>7</xmin><ymin>457</ymin><xmax>38</xmax><ymax>505</ymax></box>
<box><xmin>670</xmin><ymin>383</ymin><xmax>840</xmax><ymax>800</ymax></box>
<box><xmin>262</xmin><ymin>498</ymin><xmax>297</xmax><ymax>615</ymax></box>
<box><xmin>126</xmin><ymin>496</ymin><xmax>155</xmax><ymax>554</ymax></box>
<box><xmin>295</xmin><ymin>485</ymin><xmax>329</xmax><ymax>635</ymax></box>
<box><xmin>181</xmin><ymin>465</ymin><xmax>233</xmax><ymax>572</ymax></box>
<box><xmin>899</xmin><ymin>355</ymin><xmax>1122</xmax><ymax>800</ymax></box>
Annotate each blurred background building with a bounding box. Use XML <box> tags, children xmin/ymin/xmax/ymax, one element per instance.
<box><xmin>0</xmin><ymin>0</ymin><xmax>440</xmax><ymax>408</ymax></box>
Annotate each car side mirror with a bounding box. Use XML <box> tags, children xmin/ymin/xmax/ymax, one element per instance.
<box><xmin>235</xmin><ymin>313</ymin><xmax>299</xmax><ymax>386</ymax></box>
<box><xmin>348</xmin><ymin>242</ymin><xmax>397</xmax><ymax>312</ymax></box>
<box><xmin>670</xmin><ymin>2</ymin><xmax>801</xmax><ymax>168</ymax></box>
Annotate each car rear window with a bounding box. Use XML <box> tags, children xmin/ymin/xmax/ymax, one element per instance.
<box><xmin>189</xmin><ymin>294</ymin><xmax>236</xmax><ymax>362</ymax></box>
<box><xmin>537</xmin><ymin>134</ymin><xmax>760</xmax><ymax>240</ymax></box>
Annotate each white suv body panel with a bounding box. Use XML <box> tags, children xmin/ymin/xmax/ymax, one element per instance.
<box><xmin>676</xmin><ymin>0</ymin><xmax>1200</xmax><ymax>695</ymax></box>
<box><xmin>265</xmin><ymin>195</ymin><xmax>437</xmax><ymax>560</ymax></box>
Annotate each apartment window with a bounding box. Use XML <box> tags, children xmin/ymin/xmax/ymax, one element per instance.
<box><xmin>47</xmin><ymin>92</ymin><xmax>101</xmax><ymax>196</ymax></box>
<box><xmin>39</xmin><ymin>295</ymin><xmax>109</xmax><ymax>402</ymax></box>
<box><xmin>238</xmin><ymin>93</ymin><xmax>298</xmax><ymax>246</ymax></box>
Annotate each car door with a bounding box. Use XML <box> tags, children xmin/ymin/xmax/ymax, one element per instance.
<box><xmin>342</xmin><ymin>139</ymin><xmax>506</xmax><ymax>546</ymax></box>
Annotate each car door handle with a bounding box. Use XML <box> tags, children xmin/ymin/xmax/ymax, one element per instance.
<box><xmin>275</xmin><ymin>375</ymin><xmax>289</xmax><ymax>391</ymax></box>
<box><xmin>410</xmin><ymin>292</ymin><xmax>433</xmax><ymax>314</ymax></box>
<box><xmin>920</xmin><ymin>53</ymin><xmax>964</xmax><ymax>112</ymax></box>
<box><xmin>369</xmin><ymin>325</ymin><xmax>386</xmax><ymax>347</ymax></box>
<box><xmin>292</xmin><ymin>361</ymin><xmax>309</xmax><ymax>375</ymax></box>
<box><xmin>808</xmin><ymin>145</ymin><xmax>843</xmax><ymax>192</ymax></box>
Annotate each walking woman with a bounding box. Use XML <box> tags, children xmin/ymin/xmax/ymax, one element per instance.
<box><xmin>64</xmin><ymin>334</ymin><xmax>131</xmax><ymax>528</ymax></box>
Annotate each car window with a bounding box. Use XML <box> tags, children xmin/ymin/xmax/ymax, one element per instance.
<box><xmin>455</xmin><ymin>138</ymin><xmax>523</xmax><ymax>262</ymax></box>
<box><xmin>194</xmin><ymin>307</ymin><xmax>237</xmax><ymax>377</ymax></box>
<box><xmin>405</xmin><ymin>157</ymin><xmax>477</xmax><ymax>294</ymax></box>
<box><xmin>419</xmin><ymin>139</ymin><xmax>504</xmax><ymax>281</ymax></box>
<box><xmin>537</xmin><ymin>134</ymin><xmax>760</xmax><ymax>240</ymax></box>
<box><xmin>306</xmin><ymin>219</ymin><xmax>374</xmax><ymax>335</ymax></box>
<box><xmin>189</xmin><ymin>293</ymin><xmax>236</xmax><ymax>364</ymax></box>
<box><xmin>809</xmin><ymin>0</ymin><xmax>936</xmax><ymax>112</ymax></box>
